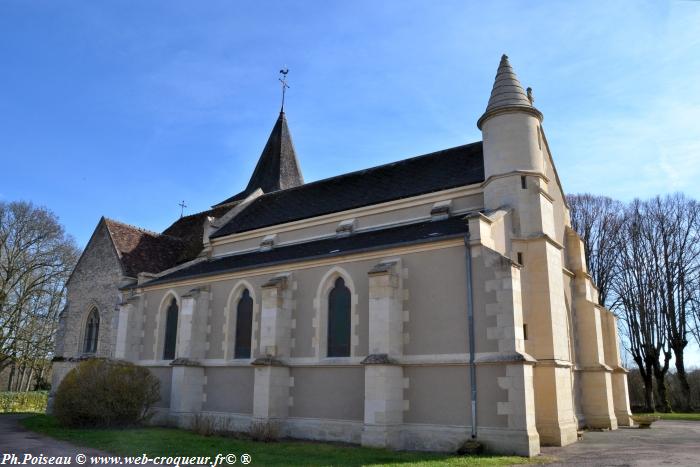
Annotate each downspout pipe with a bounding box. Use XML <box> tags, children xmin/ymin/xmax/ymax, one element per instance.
<box><xmin>464</xmin><ymin>230</ymin><xmax>477</xmax><ymax>439</ymax></box>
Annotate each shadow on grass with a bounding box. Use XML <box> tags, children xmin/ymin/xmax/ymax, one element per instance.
<box><xmin>21</xmin><ymin>415</ymin><xmax>548</xmax><ymax>466</ymax></box>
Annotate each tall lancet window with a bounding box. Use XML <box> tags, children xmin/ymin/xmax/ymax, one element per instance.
<box><xmin>83</xmin><ymin>308</ymin><xmax>100</xmax><ymax>354</ymax></box>
<box><xmin>327</xmin><ymin>277</ymin><xmax>351</xmax><ymax>357</ymax></box>
<box><xmin>234</xmin><ymin>289</ymin><xmax>253</xmax><ymax>359</ymax></box>
<box><xmin>163</xmin><ymin>298</ymin><xmax>179</xmax><ymax>360</ymax></box>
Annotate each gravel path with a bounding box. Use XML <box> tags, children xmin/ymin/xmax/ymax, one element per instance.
<box><xmin>0</xmin><ymin>414</ymin><xmax>113</xmax><ymax>466</ymax></box>
<box><xmin>541</xmin><ymin>420</ymin><xmax>700</xmax><ymax>466</ymax></box>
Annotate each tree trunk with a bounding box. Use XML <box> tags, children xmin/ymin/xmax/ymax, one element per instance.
<box><xmin>673</xmin><ymin>349</ymin><xmax>693</xmax><ymax>411</ymax></box>
<box><xmin>23</xmin><ymin>368</ymin><xmax>34</xmax><ymax>392</ymax></box>
<box><xmin>16</xmin><ymin>366</ymin><xmax>26</xmax><ymax>393</ymax></box>
<box><xmin>642</xmin><ymin>371</ymin><xmax>655</xmax><ymax>412</ymax></box>
<box><xmin>36</xmin><ymin>366</ymin><xmax>46</xmax><ymax>391</ymax></box>
<box><xmin>6</xmin><ymin>363</ymin><xmax>15</xmax><ymax>391</ymax></box>
<box><xmin>653</xmin><ymin>361</ymin><xmax>672</xmax><ymax>413</ymax></box>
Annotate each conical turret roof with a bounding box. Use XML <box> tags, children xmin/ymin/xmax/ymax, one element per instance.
<box><xmin>216</xmin><ymin>111</ymin><xmax>304</xmax><ymax>206</ymax></box>
<box><xmin>477</xmin><ymin>54</ymin><xmax>542</xmax><ymax>129</ymax></box>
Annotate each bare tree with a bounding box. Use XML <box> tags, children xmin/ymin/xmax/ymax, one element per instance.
<box><xmin>568</xmin><ymin>194</ymin><xmax>624</xmax><ymax>308</ymax></box>
<box><xmin>613</xmin><ymin>200</ymin><xmax>665</xmax><ymax>412</ymax></box>
<box><xmin>0</xmin><ymin>201</ymin><xmax>78</xmax><ymax>390</ymax></box>
<box><xmin>691</xmin><ymin>276</ymin><xmax>700</xmax><ymax>349</ymax></box>
<box><xmin>645</xmin><ymin>194</ymin><xmax>700</xmax><ymax>410</ymax></box>
<box><xmin>572</xmin><ymin>193</ymin><xmax>700</xmax><ymax>412</ymax></box>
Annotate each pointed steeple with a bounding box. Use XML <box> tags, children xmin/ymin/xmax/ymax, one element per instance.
<box><xmin>215</xmin><ymin>111</ymin><xmax>304</xmax><ymax>206</ymax></box>
<box><xmin>477</xmin><ymin>54</ymin><xmax>542</xmax><ymax>129</ymax></box>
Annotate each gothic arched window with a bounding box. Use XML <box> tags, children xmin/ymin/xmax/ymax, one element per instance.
<box><xmin>163</xmin><ymin>297</ymin><xmax>179</xmax><ymax>360</ymax></box>
<box><xmin>234</xmin><ymin>289</ymin><xmax>253</xmax><ymax>359</ymax></box>
<box><xmin>327</xmin><ymin>277</ymin><xmax>351</xmax><ymax>357</ymax></box>
<box><xmin>83</xmin><ymin>308</ymin><xmax>100</xmax><ymax>354</ymax></box>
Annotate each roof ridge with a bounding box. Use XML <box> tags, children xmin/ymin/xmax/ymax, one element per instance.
<box><xmin>177</xmin><ymin>206</ymin><xmax>228</xmax><ymax>221</ymax></box>
<box><xmin>104</xmin><ymin>218</ymin><xmax>183</xmax><ymax>242</ymax></box>
<box><xmin>243</xmin><ymin>141</ymin><xmax>482</xmax><ymax>203</ymax></box>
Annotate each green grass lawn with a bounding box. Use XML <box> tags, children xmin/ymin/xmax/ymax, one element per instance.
<box><xmin>20</xmin><ymin>415</ymin><xmax>548</xmax><ymax>466</ymax></box>
<box><xmin>0</xmin><ymin>391</ymin><xmax>47</xmax><ymax>413</ymax></box>
<box><xmin>635</xmin><ymin>412</ymin><xmax>700</xmax><ymax>421</ymax></box>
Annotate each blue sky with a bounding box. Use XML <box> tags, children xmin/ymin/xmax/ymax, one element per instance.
<box><xmin>1</xmin><ymin>2</ymin><xmax>699</xmax><ymax>360</ymax></box>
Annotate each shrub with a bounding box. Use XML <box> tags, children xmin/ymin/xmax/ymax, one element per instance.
<box><xmin>53</xmin><ymin>359</ymin><xmax>160</xmax><ymax>428</ymax></box>
<box><xmin>0</xmin><ymin>391</ymin><xmax>48</xmax><ymax>413</ymax></box>
<box><xmin>191</xmin><ymin>413</ymin><xmax>217</xmax><ymax>437</ymax></box>
<box><xmin>249</xmin><ymin>420</ymin><xmax>280</xmax><ymax>442</ymax></box>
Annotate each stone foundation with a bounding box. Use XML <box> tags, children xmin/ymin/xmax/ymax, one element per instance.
<box><xmin>157</xmin><ymin>410</ymin><xmax>540</xmax><ymax>456</ymax></box>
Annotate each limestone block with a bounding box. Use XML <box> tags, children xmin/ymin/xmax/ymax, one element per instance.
<box><xmin>612</xmin><ymin>370</ymin><xmax>633</xmax><ymax>426</ymax></box>
<box><xmin>170</xmin><ymin>365</ymin><xmax>204</xmax><ymax>414</ymax></box>
<box><xmin>579</xmin><ymin>369</ymin><xmax>618</xmax><ymax>430</ymax></box>
<box><xmin>367</xmin><ymin>261</ymin><xmax>403</xmax><ymax>357</ymax></box>
<box><xmin>176</xmin><ymin>297</ymin><xmax>196</xmax><ymax>358</ymax></box>
<box><xmin>362</xmin><ymin>364</ymin><xmax>404</xmax><ymax>449</ymax></box>
<box><xmin>114</xmin><ymin>302</ymin><xmax>132</xmax><ymax>359</ymax></box>
<box><xmin>260</xmin><ymin>274</ymin><xmax>294</xmax><ymax>358</ymax></box>
<box><xmin>253</xmin><ymin>365</ymin><xmax>290</xmax><ymax>421</ymax></box>
<box><xmin>533</xmin><ymin>365</ymin><xmax>578</xmax><ymax>446</ymax></box>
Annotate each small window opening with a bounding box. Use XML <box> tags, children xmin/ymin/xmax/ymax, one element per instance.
<box><xmin>523</xmin><ymin>324</ymin><xmax>528</xmax><ymax>340</ymax></box>
<box><xmin>517</xmin><ymin>252</ymin><xmax>524</xmax><ymax>265</ymax></box>
<box><xmin>521</xmin><ymin>176</ymin><xmax>527</xmax><ymax>189</ymax></box>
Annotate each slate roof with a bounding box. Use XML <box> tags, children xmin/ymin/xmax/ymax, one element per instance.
<box><xmin>215</xmin><ymin>111</ymin><xmax>304</xmax><ymax>206</ymax></box>
<box><xmin>162</xmin><ymin>205</ymin><xmax>232</xmax><ymax>263</ymax></box>
<box><xmin>146</xmin><ymin>216</ymin><xmax>469</xmax><ymax>287</ymax></box>
<box><xmin>211</xmin><ymin>141</ymin><xmax>484</xmax><ymax>238</ymax></box>
<box><xmin>103</xmin><ymin>219</ymin><xmax>188</xmax><ymax>277</ymax></box>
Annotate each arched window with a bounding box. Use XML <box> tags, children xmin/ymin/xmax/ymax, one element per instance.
<box><xmin>234</xmin><ymin>289</ymin><xmax>253</xmax><ymax>359</ymax></box>
<box><xmin>83</xmin><ymin>308</ymin><xmax>100</xmax><ymax>354</ymax></box>
<box><xmin>163</xmin><ymin>297</ymin><xmax>179</xmax><ymax>360</ymax></box>
<box><xmin>327</xmin><ymin>277</ymin><xmax>351</xmax><ymax>357</ymax></box>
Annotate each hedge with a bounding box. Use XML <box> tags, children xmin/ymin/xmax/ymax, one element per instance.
<box><xmin>0</xmin><ymin>391</ymin><xmax>48</xmax><ymax>413</ymax></box>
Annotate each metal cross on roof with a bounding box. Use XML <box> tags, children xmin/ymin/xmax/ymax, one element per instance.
<box><xmin>178</xmin><ymin>200</ymin><xmax>187</xmax><ymax>218</ymax></box>
<box><xmin>279</xmin><ymin>67</ymin><xmax>290</xmax><ymax>112</ymax></box>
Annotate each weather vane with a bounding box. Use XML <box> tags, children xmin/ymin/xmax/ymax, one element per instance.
<box><xmin>178</xmin><ymin>200</ymin><xmax>187</xmax><ymax>218</ymax></box>
<box><xmin>279</xmin><ymin>67</ymin><xmax>289</xmax><ymax>112</ymax></box>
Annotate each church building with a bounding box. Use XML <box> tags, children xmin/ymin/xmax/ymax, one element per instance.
<box><xmin>51</xmin><ymin>55</ymin><xmax>632</xmax><ymax>456</ymax></box>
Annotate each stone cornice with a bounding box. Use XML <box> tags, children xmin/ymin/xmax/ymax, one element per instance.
<box><xmin>474</xmin><ymin>351</ymin><xmax>537</xmax><ymax>365</ymax></box>
<box><xmin>361</xmin><ymin>353</ymin><xmax>400</xmax><ymax>365</ymax></box>
<box><xmin>534</xmin><ymin>358</ymin><xmax>573</xmax><ymax>368</ymax></box>
<box><xmin>480</xmin><ymin>170</ymin><xmax>549</xmax><ymax>190</ymax></box>
<box><xmin>251</xmin><ymin>356</ymin><xmax>287</xmax><ymax>367</ymax></box>
<box><xmin>367</xmin><ymin>261</ymin><xmax>399</xmax><ymax>276</ymax></box>
<box><xmin>511</xmin><ymin>233</ymin><xmax>565</xmax><ymax>250</ymax></box>
<box><xmin>477</xmin><ymin>105</ymin><xmax>544</xmax><ymax>130</ymax></box>
<box><xmin>169</xmin><ymin>358</ymin><xmax>202</xmax><ymax>367</ymax></box>
<box><xmin>574</xmin><ymin>363</ymin><xmax>614</xmax><ymax>373</ymax></box>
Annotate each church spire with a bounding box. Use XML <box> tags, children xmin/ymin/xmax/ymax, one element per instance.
<box><xmin>243</xmin><ymin>111</ymin><xmax>304</xmax><ymax>194</ymax></box>
<box><xmin>477</xmin><ymin>54</ymin><xmax>542</xmax><ymax>129</ymax></box>
<box><xmin>215</xmin><ymin>111</ymin><xmax>304</xmax><ymax>206</ymax></box>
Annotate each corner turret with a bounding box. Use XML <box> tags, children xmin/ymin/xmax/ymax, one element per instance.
<box><xmin>478</xmin><ymin>55</ymin><xmax>547</xmax><ymax>234</ymax></box>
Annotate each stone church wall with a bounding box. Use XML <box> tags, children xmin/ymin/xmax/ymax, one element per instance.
<box><xmin>149</xmin><ymin>366</ymin><xmax>172</xmax><ymax>409</ymax></box>
<box><xmin>289</xmin><ymin>367</ymin><xmax>364</xmax><ymax>421</ymax></box>
<box><xmin>203</xmin><ymin>367</ymin><xmax>254</xmax><ymax>414</ymax></box>
<box><xmin>61</xmin><ymin>222</ymin><xmax>124</xmax><ymax>359</ymax></box>
<box><xmin>402</xmin><ymin>247</ymin><xmax>469</xmax><ymax>356</ymax></box>
<box><xmin>125</xmin><ymin>239</ymin><xmax>541</xmax><ymax>453</ymax></box>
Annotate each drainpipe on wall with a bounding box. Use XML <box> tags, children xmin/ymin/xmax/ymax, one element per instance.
<box><xmin>464</xmin><ymin>231</ymin><xmax>477</xmax><ymax>439</ymax></box>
